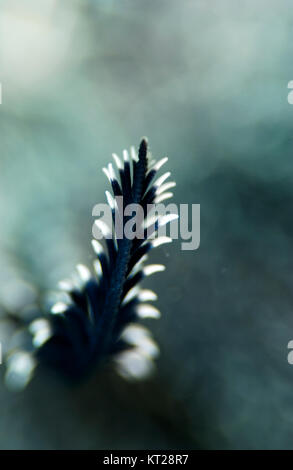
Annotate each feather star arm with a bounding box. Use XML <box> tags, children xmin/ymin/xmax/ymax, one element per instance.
<box><xmin>4</xmin><ymin>139</ymin><xmax>177</xmax><ymax>390</ymax></box>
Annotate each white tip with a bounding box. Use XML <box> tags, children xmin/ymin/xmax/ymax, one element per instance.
<box><xmin>51</xmin><ymin>301</ymin><xmax>68</xmax><ymax>314</ymax></box>
<box><xmin>122</xmin><ymin>286</ymin><xmax>140</xmax><ymax>305</ymax></box>
<box><xmin>105</xmin><ymin>190</ymin><xmax>115</xmax><ymax>210</ymax></box>
<box><xmin>120</xmin><ymin>324</ymin><xmax>148</xmax><ymax>341</ymax></box>
<box><xmin>29</xmin><ymin>319</ymin><xmax>52</xmax><ymax>348</ymax></box>
<box><xmin>29</xmin><ymin>318</ymin><xmax>49</xmax><ymax>335</ymax></box>
<box><xmin>91</xmin><ymin>239</ymin><xmax>104</xmax><ymax>255</ymax></box>
<box><xmin>94</xmin><ymin>219</ymin><xmax>112</xmax><ymax>239</ymax></box>
<box><xmin>144</xmin><ymin>213</ymin><xmax>158</xmax><ymax>230</ymax></box>
<box><xmin>152</xmin><ymin>157</ymin><xmax>168</xmax><ymax>172</ymax></box>
<box><xmin>158</xmin><ymin>213</ymin><xmax>179</xmax><ymax>227</ymax></box>
<box><xmin>154</xmin><ymin>192</ymin><xmax>174</xmax><ymax>203</ymax></box>
<box><xmin>120</xmin><ymin>325</ymin><xmax>159</xmax><ymax>358</ymax></box>
<box><xmin>58</xmin><ymin>279</ymin><xmax>74</xmax><ymax>292</ymax></box>
<box><xmin>130</xmin><ymin>146</ymin><xmax>138</xmax><ymax>161</ymax></box>
<box><xmin>143</xmin><ymin>264</ymin><xmax>165</xmax><ymax>276</ymax></box>
<box><xmin>112</xmin><ymin>153</ymin><xmax>123</xmax><ymax>170</ymax></box>
<box><xmin>5</xmin><ymin>351</ymin><xmax>37</xmax><ymax>391</ymax></box>
<box><xmin>155</xmin><ymin>171</ymin><xmax>171</xmax><ymax>188</ymax></box>
<box><xmin>123</xmin><ymin>150</ymin><xmax>130</xmax><ymax>162</ymax></box>
<box><xmin>114</xmin><ymin>350</ymin><xmax>155</xmax><ymax>381</ymax></box>
<box><xmin>76</xmin><ymin>264</ymin><xmax>91</xmax><ymax>282</ymax></box>
<box><xmin>129</xmin><ymin>255</ymin><xmax>148</xmax><ymax>277</ymax></box>
<box><xmin>156</xmin><ymin>181</ymin><xmax>176</xmax><ymax>196</ymax></box>
<box><xmin>137</xmin><ymin>289</ymin><xmax>158</xmax><ymax>302</ymax></box>
<box><xmin>152</xmin><ymin>236</ymin><xmax>172</xmax><ymax>248</ymax></box>
<box><xmin>93</xmin><ymin>259</ymin><xmax>103</xmax><ymax>278</ymax></box>
<box><xmin>108</xmin><ymin>163</ymin><xmax>116</xmax><ymax>181</ymax></box>
<box><xmin>102</xmin><ymin>167</ymin><xmax>110</xmax><ymax>181</ymax></box>
<box><xmin>136</xmin><ymin>303</ymin><xmax>161</xmax><ymax>319</ymax></box>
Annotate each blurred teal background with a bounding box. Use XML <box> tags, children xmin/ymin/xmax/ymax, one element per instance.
<box><xmin>0</xmin><ymin>0</ymin><xmax>293</xmax><ymax>449</ymax></box>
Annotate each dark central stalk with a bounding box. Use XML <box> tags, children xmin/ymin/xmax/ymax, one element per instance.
<box><xmin>98</xmin><ymin>139</ymin><xmax>148</xmax><ymax>346</ymax></box>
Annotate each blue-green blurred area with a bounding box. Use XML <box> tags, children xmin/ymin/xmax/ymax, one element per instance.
<box><xmin>0</xmin><ymin>0</ymin><xmax>293</xmax><ymax>449</ymax></box>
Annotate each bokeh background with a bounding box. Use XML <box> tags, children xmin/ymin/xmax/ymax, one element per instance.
<box><xmin>0</xmin><ymin>0</ymin><xmax>293</xmax><ymax>449</ymax></box>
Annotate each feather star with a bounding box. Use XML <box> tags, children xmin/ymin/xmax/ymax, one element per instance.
<box><xmin>4</xmin><ymin>139</ymin><xmax>177</xmax><ymax>390</ymax></box>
